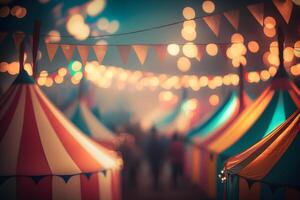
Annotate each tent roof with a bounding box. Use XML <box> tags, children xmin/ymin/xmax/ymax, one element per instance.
<box><xmin>187</xmin><ymin>91</ymin><xmax>241</xmax><ymax>140</ymax></box>
<box><xmin>70</xmin><ymin>100</ymin><xmax>116</xmax><ymax>142</ymax></box>
<box><xmin>0</xmin><ymin>70</ymin><xmax>120</xmax><ymax>176</ymax></box>
<box><xmin>225</xmin><ymin>109</ymin><xmax>300</xmax><ymax>188</ymax></box>
<box><xmin>207</xmin><ymin>78</ymin><xmax>300</xmax><ymax>157</ymax></box>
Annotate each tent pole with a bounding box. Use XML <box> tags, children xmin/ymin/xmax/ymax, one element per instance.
<box><xmin>238</xmin><ymin>64</ymin><xmax>244</xmax><ymax>112</ymax></box>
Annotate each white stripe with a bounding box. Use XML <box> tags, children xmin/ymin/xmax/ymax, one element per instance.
<box><xmin>30</xmin><ymin>87</ymin><xmax>81</xmax><ymax>175</ymax></box>
<box><xmin>0</xmin><ymin>177</ymin><xmax>16</xmax><ymax>200</ymax></box>
<box><xmin>98</xmin><ymin>171</ymin><xmax>112</xmax><ymax>200</ymax></box>
<box><xmin>52</xmin><ymin>176</ymin><xmax>81</xmax><ymax>200</ymax></box>
<box><xmin>0</xmin><ymin>85</ymin><xmax>19</xmax><ymax>120</ymax></box>
<box><xmin>34</xmin><ymin>86</ymin><xmax>118</xmax><ymax>169</ymax></box>
<box><xmin>0</xmin><ymin>86</ymin><xmax>26</xmax><ymax>175</ymax></box>
<box><xmin>80</xmin><ymin>102</ymin><xmax>115</xmax><ymax>141</ymax></box>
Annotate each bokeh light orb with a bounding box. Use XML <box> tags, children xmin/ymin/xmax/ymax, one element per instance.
<box><xmin>45</xmin><ymin>30</ymin><xmax>61</xmax><ymax>43</ymax></box>
<box><xmin>181</xmin><ymin>27</ymin><xmax>197</xmax><ymax>41</ymax></box>
<box><xmin>264</xmin><ymin>16</ymin><xmax>276</xmax><ymax>29</ymax></box>
<box><xmin>268</xmin><ymin>53</ymin><xmax>280</xmax><ymax>66</ymax></box>
<box><xmin>293</xmin><ymin>0</ymin><xmax>300</xmax><ymax>5</ymax></box>
<box><xmin>293</xmin><ymin>41</ymin><xmax>300</xmax><ymax>57</ymax></box>
<box><xmin>231</xmin><ymin>33</ymin><xmax>244</xmax><ymax>43</ymax></box>
<box><xmin>86</xmin><ymin>0</ymin><xmax>105</xmax><ymax>17</ymax></box>
<box><xmin>206</xmin><ymin>43</ymin><xmax>218</xmax><ymax>56</ymax></box>
<box><xmin>202</xmin><ymin>0</ymin><xmax>215</xmax><ymax>13</ymax></box>
<box><xmin>177</xmin><ymin>56</ymin><xmax>191</xmax><ymax>72</ymax></box>
<box><xmin>290</xmin><ymin>64</ymin><xmax>300</xmax><ymax>76</ymax></box>
<box><xmin>182</xmin><ymin>42</ymin><xmax>198</xmax><ymax>58</ymax></box>
<box><xmin>167</xmin><ymin>43</ymin><xmax>180</xmax><ymax>56</ymax></box>
<box><xmin>182</xmin><ymin>7</ymin><xmax>195</xmax><ymax>20</ymax></box>
<box><xmin>0</xmin><ymin>6</ymin><xmax>9</xmax><ymax>17</ymax></box>
<box><xmin>269</xmin><ymin>41</ymin><xmax>279</xmax><ymax>55</ymax></box>
<box><xmin>263</xmin><ymin>27</ymin><xmax>276</xmax><ymax>38</ymax></box>
<box><xmin>107</xmin><ymin>20</ymin><xmax>119</xmax><ymax>33</ymax></box>
<box><xmin>283</xmin><ymin>47</ymin><xmax>294</xmax><ymax>62</ymax></box>
<box><xmin>97</xmin><ymin>18</ymin><xmax>109</xmax><ymax>31</ymax></box>
<box><xmin>248</xmin><ymin>41</ymin><xmax>259</xmax><ymax>53</ymax></box>
<box><xmin>209</xmin><ymin>94</ymin><xmax>219</xmax><ymax>106</ymax></box>
<box><xmin>183</xmin><ymin>20</ymin><xmax>196</xmax><ymax>29</ymax></box>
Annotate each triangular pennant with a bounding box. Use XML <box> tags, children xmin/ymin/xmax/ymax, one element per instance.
<box><xmin>196</xmin><ymin>44</ymin><xmax>205</xmax><ymax>61</ymax></box>
<box><xmin>0</xmin><ymin>176</ymin><xmax>11</xmax><ymax>185</ymax></box>
<box><xmin>203</xmin><ymin>15</ymin><xmax>221</xmax><ymax>37</ymax></box>
<box><xmin>93</xmin><ymin>45</ymin><xmax>107</xmax><ymax>64</ymax></box>
<box><xmin>117</xmin><ymin>45</ymin><xmax>131</xmax><ymax>65</ymax></box>
<box><xmin>153</xmin><ymin>44</ymin><xmax>167</xmax><ymax>63</ymax></box>
<box><xmin>30</xmin><ymin>176</ymin><xmax>47</xmax><ymax>184</ymax></box>
<box><xmin>83</xmin><ymin>173</ymin><xmax>93</xmax><ymax>179</ymax></box>
<box><xmin>46</xmin><ymin>43</ymin><xmax>59</xmax><ymax>62</ymax></box>
<box><xmin>245</xmin><ymin>178</ymin><xmax>256</xmax><ymax>189</ymax></box>
<box><xmin>247</xmin><ymin>3</ymin><xmax>264</xmax><ymax>26</ymax></box>
<box><xmin>132</xmin><ymin>45</ymin><xmax>148</xmax><ymax>65</ymax></box>
<box><xmin>59</xmin><ymin>175</ymin><xmax>73</xmax><ymax>183</ymax></box>
<box><xmin>12</xmin><ymin>32</ymin><xmax>25</xmax><ymax>50</ymax></box>
<box><xmin>223</xmin><ymin>9</ymin><xmax>240</xmax><ymax>30</ymax></box>
<box><xmin>61</xmin><ymin>44</ymin><xmax>75</xmax><ymax>62</ymax></box>
<box><xmin>0</xmin><ymin>32</ymin><xmax>7</xmax><ymax>44</ymax></box>
<box><xmin>77</xmin><ymin>45</ymin><xmax>90</xmax><ymax>65</ymax></box>
<box><xmin>272</xmin><ymin>0</ymin><xmax>293</xmax><ymax>24</ymax></box>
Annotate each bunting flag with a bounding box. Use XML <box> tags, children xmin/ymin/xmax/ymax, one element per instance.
<box><xmin>196</xmin><ymin>45</ymin><xmax>205</xmax><ymax>61</ymax></box>
<box><xmin>0</xmin><ymin>32</ymin><xmax>7</xmax><ymax>44</ymax></box>
<box><xmin>77</xmin><ymin>45</ymin><xmax>90</xmax><ymax>65</ymax></box>
<box><xmin>12</xmin><ymin>32</ymin><xmax>25</xmax><ymax>50</ymax></box>
<box><xmin>153</xmin><ymin>45</ymin><xmax>167</xmax><ymax>63</ymax></box>
<box><xmin>61</xmin><ymin>44</ymin><xmax>75</xmax><ymax>62</ymax></box>
<box><xmin>93</xmin><ymin>45</ymin><xmax>107</xmax><ymax>64</ymax></box>
<box><xmin>272</xmin><ymin>0</ymin><xmax>293</xmax><ymax>24</ymax></box>
<box><xmin>223</xmin><ymin>9</ymin><xmax>240</xmax><ymax>30</ymax></box>
<box><xmin>132</xmin><ymin>45</ymin><xmax>148</xmax><ymax>65</ymax></box>
<box><xmin>117</xmin><ymin>45</ymin><xmax>131</xmax><ymax>65</ymax></box>
<box><xmin>203</xmin><ymin>15</ymin><xmax>221</xmax><ymax>37</ymax></box>
<box><xmin>46</xmin><ymin>43</ymin><xmax>59</xmax><ymax>62</ymax></box>
<box><xmin>247</xmin><ymin>3</ymin><xmax>264</xmax><ymax>26</ymax></box>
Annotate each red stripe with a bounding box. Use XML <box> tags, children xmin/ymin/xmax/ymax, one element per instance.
<box><xmin>0</xmin><ymin>86</ymin><xmax>22</xmax><ymax>142</ymax></box>
<box><xmin>16</xmin><ymin>176</ymin><xmax>52</xmax><ymax>200</ymax></box>
<box><xmin>80</xmin><ymin>174</ymin><xmax>99</xmax><ymax>200</ymax></box>
<box><xmin>17</xmin><ymin>86</ymin><xmax>51</xmax><ymax>175</ymax></box>
<box><xmin>111</xmin><ymin>170</ymin><xmax>121</xmax><ymax>200</ymax></box>
<box><xmin>0</xmin><ymin>85</ymin><xmax>15</xmax><ymax>106</ymax></box>
<box><xmin>33</xmin><ymin>87</ymin><xmax>102</xmax><ymax>172</ymax></box>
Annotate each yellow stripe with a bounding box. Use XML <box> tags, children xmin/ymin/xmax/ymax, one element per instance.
<box><xmin>99</xmin><ymin>171</ymin><xmax>112</xmax><ymax>200</ymax></box>
<box><xmin>208</xmin><ymin>88</ymin><xmax>274</xmax><ymax>154</ymax></box>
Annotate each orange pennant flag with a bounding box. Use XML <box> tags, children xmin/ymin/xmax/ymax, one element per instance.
<box><xmin>77</xmin><ymin>45</ymin><xmax>90</xmax><ymax>65</ymax></box>
<box><xmin>154</xmin><ymin>45</ymin><xmax>167</xmax><ymax>63</ymax></box>
<box><xmin>117</xmin><ymin>45</ymin><xmax>131</xmax><ymax>65</ymax></box>
<box><xmin>12</xmin><ymin>32</ymin><xmax>25</xmax><ymax>50</ymax></box>
<box><xmin>61</xmin><ymin>44</ymin><xmax>75</xmax><ymax>62</ymax></box>
<box><xmin>132</xmin><ymin>45</ymin><xmax>148</xmax><ymax>65</ymax></box>
<box><xmin>203</xmin><ymin>15</ymin><xmax>221</xmax><ymax>37</ymax></box>
<box><xmin>46</xmin><ymin>43</ymin><xmax>59</xmax><ymax>62</ymax></box>
<box><xmin>272</xmin><ymin>0</ymin><xmax>293</xmax><ymax>24</ymax></box>
<box><xmin>93</xmin><ymin>45</ymin><xmax>107</xmax><ymax>64</ymax></box>
<box><xmin>0</xmin><ymin>32</ymin><xmax>7</xmax><ymax>44</ymax></box>
<box><xmin>223</xmin><ymin>9</ymin><xmax>240</xmax><ymax>30</ymax></box>
<box><xmin>196</xmin><ymin>45</ymin><xmax>205</xmax><ymax>62</ymax></box>
<box><xmin>247</xmin><ymin>3</ymin><xmax>264</xmax><ymax>26</ymax></box>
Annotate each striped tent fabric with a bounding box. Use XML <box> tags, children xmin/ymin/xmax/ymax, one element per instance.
<box><xmin>0</xmin><ymin>69</ymin><xmax>122</xmax><ymax>200</ymax></box>
<box><xmin>224</xmin><ymin>109</ymin><xmax>300</xmax><ymax>200</ymax></box>
<box><xmin>202</xmin><ymin>77</ymin><xmax>300</xmax><ymax>199</ymax></box>
<box><xmin>66</xmin><ymin>99</ymin><xmax>117</xmax><ymax>149</ymax></box>
<box><xmin>184</xmin><ymin>91</ymin><xmax>245</xmax><ymax>184</ymax></box>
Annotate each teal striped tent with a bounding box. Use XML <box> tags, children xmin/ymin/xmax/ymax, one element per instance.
<box><xmin>224</xmin><ymin>109</ymin><xmax>300</xmax><ymax>200</ymax></box>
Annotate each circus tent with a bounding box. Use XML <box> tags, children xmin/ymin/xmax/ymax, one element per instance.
<box><xmin>224</xmin><ymin>109</ymin><xmax>300</xmax><ymax>200</ymax></box>
<box><xmin>201</xmin><ymin>31</ymin><xmax>300</xmax><ymax>199</ymax></box>
<box><xmin>0</xmin><ymin>50</ymin><xmax>122</xmax><ymax>199</ymax></box>
<box><xmin>65</xmin><ymin>98</ymin><xmax>117</xmax><ymax>149</ymax></box>
<box><xmin>184</xmin><ymin>91</ymin><xmax>243</xmax><ymax>184</ymax></box>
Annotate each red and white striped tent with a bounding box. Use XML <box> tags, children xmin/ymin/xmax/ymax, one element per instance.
<box><xmin>0</xmin><ymin>69</ymin><xmax>122</xmax><ymax>200</ymax></box>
